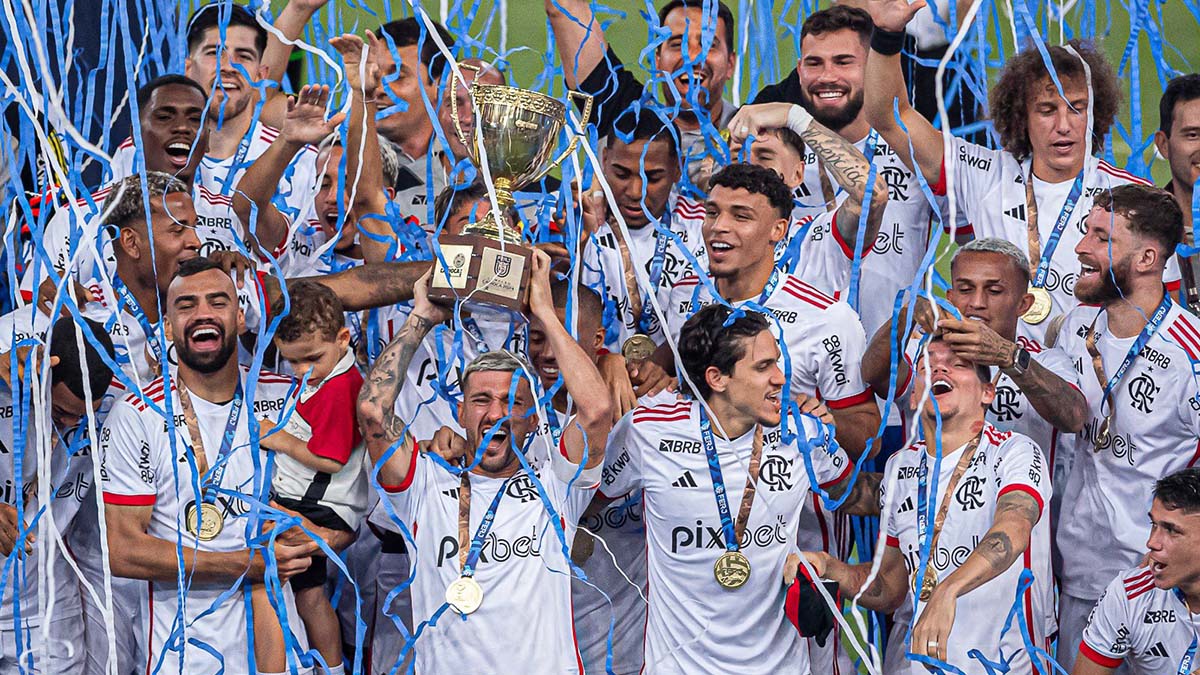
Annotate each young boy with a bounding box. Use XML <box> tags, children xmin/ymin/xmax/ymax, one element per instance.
<box><xmin>255</xmin><ymin>279</ymin><xmax>369</xmax><ymax>675</ymax></box>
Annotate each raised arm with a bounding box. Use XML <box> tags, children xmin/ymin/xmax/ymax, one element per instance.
<box><xmin>233</xmin><ymin>84</ymin><xmax>341</xmax><ymax>257</ymax></box>
<box><xmin>728</xmin><ymin>102</ymin><xmax>889</xmax><ymax>263</ymax></box>
<box><xmin>527</xmin><ymin>250</ymin><xmax>614</xmax><ymax>468</ymax></box>
<box><xmin>545</xmin><ymin>0</ymin><xmax>609</xmax><ymax>88</ymax></box>
<box><xmin>331</xmin><ymin>32</ymin><xmax>398</xmax><ymax>264</ymax></box>
<box><xmin>258</xmin><ymin>0</ymin><xmax>329</xmax><ymax>128</ymax></box>
<box><xmin>267</xmin><ymin>259</ymin><xmax>431</xmax><ymax>312</ymax></box>
<box><xmin>863</xmin><ymin>0</ymin><xmax>944</xmax><ymax>183</ymax></box>
<box><xmin>356</xmin><ymin>270</ymin><xmax>447</xmax><ymax>485</ymax></box>
<box><xmin>910</xmin><ymin>489</ymin><xmax>1042</xmax><ymax>663</ymax></box>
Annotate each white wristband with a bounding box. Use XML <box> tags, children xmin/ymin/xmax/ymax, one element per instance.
<box><xmin>787</xmin><ymin>104</ymin><xmax>814</xmax><ymax>136</ymax></box>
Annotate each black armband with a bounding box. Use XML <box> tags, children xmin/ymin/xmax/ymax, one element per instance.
<box><xmin>870</xmin><ymin>28</ymin><xmax>906</xmax><ymax>56</ymax></box>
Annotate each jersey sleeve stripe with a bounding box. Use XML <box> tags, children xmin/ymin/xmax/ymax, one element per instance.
<box><xmin>1096</xmin><ymin>161</ymin><xmax>1152</xmax><ymax>186</ymax></box>
<box><xmin>102</xmin><ymin>492</ymin><xmax>156</xmax><ymax>506</ymax></box>
<box><xmin>781</xmin><ymin>284</ymin><xmax>834</xmax><ymax>310</ymax></box>
<box><xmin>783</xmin><ymin>276</ymin><xmax>836</xmax><ymax>305</ymax></box>
<box><xmin>379</xmin><ymin>447</ymin><xmax>418</xmax><ymax>493</ymax></box>
<box><xmin>1126</xmin><ymin>578</ymin><xmax>1156</xmax><ymax>600</ymax></box>
<box><xmin>828</xmin><ymin>212</ymin><xmax>871</xmax><ymax>261</ymax></box>
<box><xmin>824</xmin><ymin>389</ymin><xmax>874</xmax><ymax>410</ymax></box>
<box><xmin>818</xmin><ymin>462</ymin><xmax>853</xmax><ymax>490</ymax></box>
<box><xmin>997</xmin><ymin>484</ymin><xmax>1044</xmax><ymax>517</ymax></box>
<box><xmin>1122</xmin><ymin>569</ymin><xmax>1153</xmax><ymax>590</ymax></box>
<box><xmin>885</xmin><ymin>534</ymin><xmax>900</xmax><ymax>548</ymax></box>
<box><xmin>1079</xmin><ymin>641</ymin><xmax>1124</xmax><ymax>668</ymax></box>
<box><xmin>930</xmin><ymin>159</ymin><xmax>947</xmax><ymax>197</ymax></box>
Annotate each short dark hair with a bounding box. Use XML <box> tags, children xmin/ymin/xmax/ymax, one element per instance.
<box><xmin>679</xmin><ymin>304</ymin><xmax>771</xmax><ymax>399</ymax></box>
<box><xmin>990</xmin><ymin>39</ymin><xmax>1120</xmax><ymax>161</ymax></box>
<box><xmin>137</xmin><ymin>75</ymin><xmax>207</xmax><ymax>112</ymax></box>
<box><xmin>50</xmin><ymin>316</ymin><xmax>115</xmax><ymax>401</ymax></box>
<box><xmin>709</xmin><ymin>162</ymin><xmax>794</xmax><ymax>219</ymax></box>
<box><xmin>550</xmin><ymin>279</ymin><xmax>604</xmax><ymax>332</ymax></box>
<box><xmin>273</xmin><ymin>280</ymin><xmax>344</xmax><ymax>342</ymax></box>
<box><xmin>1159</xmin><ymin>74</ymin><xmax>1200</xmax><ymax>136</ymax></box>
<box><xmin>1154</xmin><ymin>467</ymin><xmax>1200</xmax><ymax>514</ymax></box>
<box><xmin>186</xmin><ymin>3</ymin><xmax>267</xmax><ymax>58</ymax></box>
<box><xmin>761</xmin><ymin>127</ymin><xmax>805</xmax><ymax>160</ymax></box>
<box><xmin>1093</xmin><ymin>184</ymin><xmax>1183</xmax><ymax>258</ymax></box>
<box><xmin>173</xmin><ymin>256</ymin><xmax>225</xmax><ymax>281</ymax></box>
<box><xmin>609</xmin><ymin>109</ymin><xmax>681</xmax><ymax>164</ymax></box>
<box><xmin>434</xmin><ymin>181</ymin><xmax>492</xmax><ymax>225</ymax></box>
<box><xmin>800</xmin><ymin>5</ymin><xmax>873</xmax><ymax>44</ymax></box>
<box><xmin>377</xmin><ymin>18</ymin><xmax>456</xmax><ymax>82</ymax></box>
<box><xmin>657</xmin><ymin>0</ymin><xmax>735</xmax><ymax>55</ymax></box>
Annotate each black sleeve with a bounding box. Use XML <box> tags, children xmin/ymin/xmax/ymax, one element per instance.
<box><xmin>751</xmin><ymin>69</ymin><xmax>802</xmax><ymax>105</ymax></box>
<box><xmin>575</xmin><ymin>47</ymin><xmax>649</xmax><ymax>140</ymax></box>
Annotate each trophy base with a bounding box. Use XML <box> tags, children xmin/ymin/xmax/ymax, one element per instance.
<box><xmin>430</xmin><ymin>233</ymin><xmax>533</xmax><ymax>318</ymax></box>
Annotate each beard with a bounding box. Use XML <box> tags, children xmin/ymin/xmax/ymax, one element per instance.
<box><xmin>176</xmin><ymin>331</ymin><xmax>238</xmax><ymax>374</ymax></box>
<box><xmin>800</xmin><ymin>88</ymin><xmax>865</xmax><ymax>132</ymax></box>
<box><xmin>1075</xmin><ymin>259</ymin><xmax>1133</xmax><ymax>305</ymax></box>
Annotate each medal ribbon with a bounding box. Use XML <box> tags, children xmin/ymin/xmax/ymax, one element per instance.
<box><xmin>638</xmin><ymin>221</ymin><xmax>672</xmax><ymax>334</ymax></box>
<box><xmin>1083</xmin><ymin>294</ymin><xmax>1172</xmax><ymax>440</ymax></box>
<box><xmin>111</xmin><ymin>275</ymin><xmax>164</xmax><ymax>369</ymax></box>
<box><xmin>1024</xmin><ymin>164</ymin><xmax>1085</xmax><ymax>289</ymax></box>
<box><xmin>461</xmin><ymin>316</ymin><xmax>490</xmax><ymax>354</ymax></box>
<box><xmin>175</xmin><ymin>376</ymin><xmax>245</xmax><ymax>503</ymax></box>
<box><xmin>1174</xmin><ymin>587</ymin><xmax>1199</xmax><ymax>675</ymax></box>
<box><xmin>914</xmin><ymin>434</ymin><xmax>981</xmax><ymax>599</ymax></box>
<box><xmin>698</xmin><ymin>407</ymin><xmax>764</xmax><ymax>554</ymax></box>
<box><xmin>456</xmin><ymin>468</ymin><xmax>522</xmax><ymax>578</ymax></box>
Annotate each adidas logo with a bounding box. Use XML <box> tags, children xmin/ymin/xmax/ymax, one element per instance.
<box><xmin>898</xmin><ymin>495</ymin><xmax>915</xmax><ymax>513</ymax></box>
<box><xmin>442</xmin><ymin>488</ymin><xmax>459</xmax><ymax>499</ymax></box>
<box><xmin>1144</xmin><ymin>642</ymin><xmax>1169</xmax><ymax>658</ymax></box>
<box><xmin>671</xmin><ymin>471</ymin><xmax>698</xmax><ymax>488</ymax></box>
<box><xmin>1004</xmin><ymin>204</ymin><xmax>1026</xmax><ymax>221</ymax></box>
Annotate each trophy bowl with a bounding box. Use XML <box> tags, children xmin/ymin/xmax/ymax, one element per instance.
<box><xmin>430</xmin><ymin>67</ymin><xmax>592</xmax><ymax>318</ymax></box>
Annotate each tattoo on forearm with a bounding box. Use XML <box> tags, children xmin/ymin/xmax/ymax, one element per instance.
<box><xmin>996</xmin><ymin>492</ymin><xmax>1042</xmax><ymax>526</ymax></box>
<box><xmin>830</xmin><ymin>472</ymin><xmax>883</xmax><ymax>516</ymax></box>
<box><xmin>801</xmin><ymin>122</ymin><xmax>870</xmax><ymax>203</ymax></box>
<box><xmin>976</xmin><ymin>531</ymin><xmax>1015</xmax><ymax>572</ymax></box>
<box><xmin>360</xmin><ymin>314</ymin><xmax>431</xmax><ymax>444</ymax></box>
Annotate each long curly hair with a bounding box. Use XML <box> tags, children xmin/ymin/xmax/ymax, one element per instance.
<box><xmin>989</xmin><ymin>39</ymin><xmax>1120</xmax><ymax>160</ymax></box>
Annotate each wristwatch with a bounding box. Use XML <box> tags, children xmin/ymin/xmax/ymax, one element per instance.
<box><xmin>1005</xmin><ymin>345</ymin><xmax>1031</xmax><ymax>377</ymax></box>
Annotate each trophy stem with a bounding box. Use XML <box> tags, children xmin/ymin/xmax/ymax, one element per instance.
<box><xmin>465</xmin><ymin>178</ymin><xmax>523</xmax><ymax>244</ymax></box>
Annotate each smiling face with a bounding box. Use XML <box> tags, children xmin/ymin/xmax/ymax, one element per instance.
<box><xmin>702</xmin><ymin>185</ymin><xmax>788</xmax><ymax>284</ymax></box>
<box><xmin>314</xmin><ymin>145</ymin><xmax>356</xmax><ymax>250</ymax></box>
<box><xmin>1027</xmin><ymin>76</ymin><xmax>1091</xmax><ymax>180</ymax></box>
<box><xmin>457</xmin><ymin>369</ymin><xmax>537</xmax><ymax>474</ymax></box>
<box><xmin>527</xmin><ymin>308</ymin><xmax>603</xmax><ymax>391</ymax></box>
<box><xmin>707</xmin><ymin>329</ymin><xmax>786</xmax><ymax>428</ymax></box>
<box><xmin>797</xmin><ymin>29</ymin><xmax>867</xmax><ymax>132</ymax></box>
<box><xmin>602</xmin><ymin>137</ymin><xmax>680</xmax><ymax>229</ymax></box>
<box><xmin>1073</xmin><ymin>206</ymin><xmax>1137</xmax><ymax>305</ymax></box>
<box><xmin>655</xmin><ymin>6</ymin><xmax>736</xmax><ymax>114</ymax></box>
<box><xmin>374</xmin><ymin>43</ymin><xmax>436</xmax><ymax>144</ymax></box>
<box><xmin>911</xmin><ymin>340</ymin><xmax>994</xmax><ymax>424</ymax></box>
<box><xmin>140</xmin><ymin>84</ymin><xmax>208</xmax><ymax>181</ymax></box>
<box><xmin>947</xmin><ymin>251</ymin><xmax>1033</xmax><ymax>340</ymax></box>
<box><xmin>1146</xmin><ymin>498</ymin><xmax>1200</xmax><ymax>594</ymax></box>
<box><xmin>1156</xmin><ymin>97</ymin><xmax>1200</xmax><ymax>194</ymax></box>
<box><xmin>184</xmin><ymin>25</ymin><xmax>266</xmax><ymax>124</ymax></box>
<box><xmin>165</xmin><ymin>268</ymin><xmax>244</xmax><ymax>375</ymax></box>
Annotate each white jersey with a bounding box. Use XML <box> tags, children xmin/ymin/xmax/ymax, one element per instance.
<box><xmin>1056</xmin><ymin>302</ymin><xmax>1200</xmax><ymax>600</ymax></box>
<box><xmin>1080</xmin><ymin>566</ymin><xmax>1200</xmax><ymax>674</ymax></box>
<box><xmin>935</xmin><ymin>136</ymin><xmax>1160</xmax><ymax>345</ymax></box>
<box><xmin>384</xmin><ymin>445</ymin><xmax>599</xmax><ymax>674</ymax></box>
<box><xmin>98</xmin><ymin>366</ymin><xmax>301</xmax><ymax>675</ymax></box>
<box><xmin>581</xmin><ymin>194</ymin><xmax>708</xmax><ymax>350</ymax></box>
<box><xmin>776</xmin><ymin>209</ymin><xmax>859</xmax><ymax>297</ymax></box>
<box><xmin>797</xmin><ymin>133</ymin><xmax>936</xmax><ymax>337</ymax></box>
<box><xmin>895</xmin><ymin>331</ymin><xmax>1080</xmax><ymax>474</ymax></box>
<box><xmin>572</xmin><ymin>389</ymin><xmax>676</xmax><ymax>675</ymax></box>
<box><xmin>882</xmin><ymin>424</ymin><xmax>1054</xmax><ymax>675</ymax></box>
<box><xmin>111</xmin><ymin>120</ymin><xmax>319</xmax><ymax>257</ymax></box>
<box><xmin>599</xmin><ymin>399</ymin><xmax>851</xmax><ymax>674</ymax></box>
<box><xmin>0</xmin><ymin>311</ymin><xmax>89</xmax><ymax>630</ymax></box>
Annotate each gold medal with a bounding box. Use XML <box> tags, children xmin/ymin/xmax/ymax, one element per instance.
<box><xmin>914</xmin><ymin>572</ymin><xmax>937</xmax><ymax>602</ymax></box>
<box><xmin>713</xmin><ymin>550</ymin><xmax>752</xmax><ymax>589</ymax></box>
<box><xmin>445</xmin><ymin>576</ymin><xmax>485</xmax><ymax>614</ymax></box>
<box><xmin>1022</xmin><ymin>286</ymin><xmax>1052</xmax><ymax>325</ymax></box>
<box><xmin>1095</xmin><ymin>415</ymin><xmax>1112</xmax><ymax>451</ymax></box>
<box><xmin>185</xmin><ymin>502</ymin><xmax>224</xmax><ymax>541</ymax></box>
<box><xmin>621</xmin><ymin>334</ymin><xmax>656</xmax><ymax>364</ymax></box>
<box><xmin>570</xmin><ymin>529</ymin><xmax>596</xmax><ymax>566</ymax></box>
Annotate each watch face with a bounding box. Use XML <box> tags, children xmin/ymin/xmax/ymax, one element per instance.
<box><xmin>1016</xmin><ymin>348</ymin><xmax>1031</xmax><ymax>370</ymax></box>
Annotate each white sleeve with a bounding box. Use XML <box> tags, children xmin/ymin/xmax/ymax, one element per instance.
<box><xmin>1079</xmin><ymin>574</ymin><xmax>1134</xmax><ymax>667</ymax></box>
<box><xmin>796</xmin><ymin>414</ymin><xmax>850</xmax><ymax>488</ymax></box>
<box><xmin>812</xmin><ymin>303</ymin><xmax>873</xmax><ymax>411</ymax></box>
<box><xmin>939</xmin><ymin>136</ymin><xmax>1005</xmax><ymax>243</ymax></box>
<box><xmin>598</xmin><ymin>413</ymin><xmax>643</xmax><ymax>499</ymax></box>
<box><xmin>98</xmin><ymin>399</ymin><xmax>159</xmax><ymax>505</ymax></box>
<box><xmin>1032</xmin><ymin>346</ymin><xmax>1081</xmax><ymax>390</ymax></box>
<box><xmin>791</xmin><ymin>212</ymin><xmax>854</xmax><ymax>294</ymax></box>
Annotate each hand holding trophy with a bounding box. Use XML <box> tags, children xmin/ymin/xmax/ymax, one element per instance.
<box><xmin>430</xmin><ymin>63</ymin><xmax>593</xmax><ymax>319</ymax></box>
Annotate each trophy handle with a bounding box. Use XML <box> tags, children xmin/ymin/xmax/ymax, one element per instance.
<box><xmin>447</xmin><ymin>61</ymin><xmax>483</xmax><ymax>151</ymax></box>
<box><xmin>524</xmin><ymin>91</ymin><xmax>596</xmax><ymax>185</ymax></box>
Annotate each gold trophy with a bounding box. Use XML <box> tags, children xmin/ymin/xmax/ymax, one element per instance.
<box><xmin>430</xmin><ymin>63</ymin><xmax>593</xmax><ymax>316</ymax></box>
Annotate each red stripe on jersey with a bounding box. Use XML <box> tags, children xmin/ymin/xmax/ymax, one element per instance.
<box><xmin>825</xmin><ymin>388</ymin><xmax>873</xmax><ymax>411</ymax></box>
<box><xmin>1096</xmin><ymin>160</ymin><xmax>1152</xmax><ymax>186</ymax></box>
<box><xmin>1190</xmin><ymin>438</ymin><xmax>1200</xmax><ymax>468</ymax></box>
<box><xmin>1123</xmin><ymin>568</ymin><xmax>1153</xmax><ymax>589</ymax></box>
<box><xmin>1168</xmin><ymin>326</ymin><xmax>1200</xmax><ymax>361</ymax></box>
<box><xmin>118</xmin><ymin>137</ymin><xmax>134</xmax><ymax>150</ymax></box>
<box><xmin>784</xmin><ymin>276</ymin><xmax>836</xmax><ymax>305</ymax></box>
<box><xmin>782</xmin><ymin>283</ymin><xmax>834</xmax><ymax>310</ymax></box>
<box><xmin>818</xmin><ymin>462</ymin><xmax>853</xmax><ymax>490</ymax></box>
<box><xmin>1126</xmin><ymin>579</ymin><xmax>1156</xmax><ymax>600</ymax></box>
<box><xmin>1167</xmin><ymin>279</ymin><xmax>1182</xmax><ymax>294</ymax></box>
<box><xmin>103</xmin><ymin>492</ymin><xmax>155</xmax><ymax>506</ymax></box>
<box><xmin>380</xmin><ymin>450</ymin><xmax>418</xmax><ymax>493</ymax></box>
<box><xmin>632</xmin><ymin>412</ymin><xmax>691</xmax><ymax>424</ymax></box>
<box><xmin>1169</xmin><ymin>317</ymin><xmax>1200</xmax><ymax>357</ymax></box>
<box><xmin>1079</xmin><ymin>641</ymin><xmax>1124</xmax><ymax>668</ymax></box>
<box><xmin>259</xmin><ymin>125</ymin><xmax>281</xmax><ymax>142</ymax></box>
<box><xmin>885</xmin><ymin>535</ymin><xmax>900</xmax><ymax>548</ymax></box>
<box><xmin>812</xmin><ymin>493</ymin><xmax>832</xmax><ymax>553</ymax></box>
<box><xmin>828</xmin><ymin>212</ymin><xmax>871</xmax><ymax>262</ymax></box>
<box><xmin>673</xmin><ymin>275</ymin><xmax>700</xmax><ymax>289</ymax></box>
<box><xmin>998</xmin><ymin>484</ymin><xmax>1044</xmax><ymax>517</ymax></box>
<box><xmin>931</xmin><ymin>159</ymin><xmax>947</xmax><ymax>197</ymax></box>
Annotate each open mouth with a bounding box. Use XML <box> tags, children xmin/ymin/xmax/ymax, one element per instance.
<box><xmin>811</xmin><ymin>88</ymin><xmax>848</xmax><ymax>104</ymax></box>
<box><xmin>930</xmin><ymin>379</ymin><xmax>954</xmax><ymax>396</ymax></box>
<box><xmin>165</xmin><ymin>142</ymin><xmax>193</xmax><ymax>167</ymax></box>
<box><xmin>187</xmin><ymin>324</ymin><xmax>224</xmax><ymax>352</ymax></box>
<box><xmin>1050</xmin><ymin>140</ymin><xmax>1076</xmax><ymax>154</ymax></box>
<box><xmin>766</xmin><ymin>389</ymin><xmax>782</xmax><ymax>412</ymax></box>
<box><xmin>1079</xmin><ymin>262</ymin><xmax>1100</xmax><ymax>281</ymax></box>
